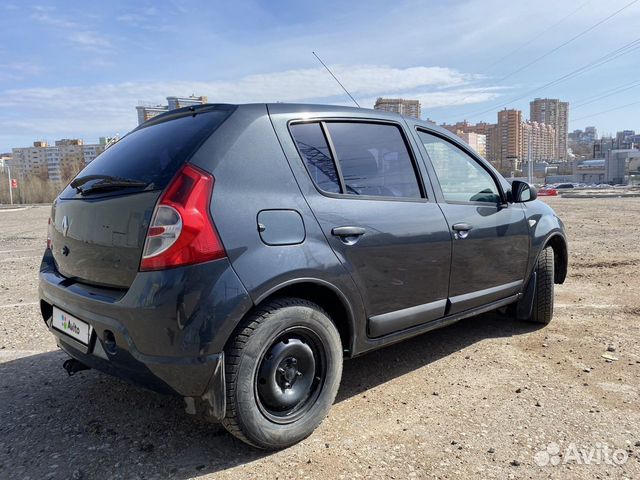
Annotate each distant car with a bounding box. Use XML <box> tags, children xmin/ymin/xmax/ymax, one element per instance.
<box><xmin>39</xmin><ymin>103</ymin><xmax>568</xmax><ymax>449</ymax></box>
<box><xmin>537</xmin><ymin>186</ymin><xmax>559</xmax><ymax>196</ymax></box>
<box><xmin>555</xmin><ymin>183</ymin><xmax>575</xmax><ymax>189</ymax></box>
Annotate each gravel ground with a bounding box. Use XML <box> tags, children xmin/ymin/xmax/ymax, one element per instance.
<box><xmin>0</xmin><ymin>199</ymin><xmax>638</xmax><ymax>479</ymax></box>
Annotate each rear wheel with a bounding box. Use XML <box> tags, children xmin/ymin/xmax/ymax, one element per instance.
<box><xmin>222</xmin><ymin>298</ymin><xmax>343</xmax><ymax>449</ymax></box>
<box><xmin>527</xmin><ymin>247</ymin><xmax>555</xmax><ymax>324</ymax></box>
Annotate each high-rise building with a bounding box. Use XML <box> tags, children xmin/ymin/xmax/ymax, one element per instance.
<box><xmin>10</xmin><ymin>141</ymin><xmax>50</xmax><ymax>178</ymax></box>
<box><xmin>136</xmin><ymin>95</ymin><xmax>209</xmax><ymax>125</ymax></box>
<box><xmin>12</xmin><ymin>139</ymin><xmax>105</xmax><ymax>182</ymax></box>
<box><xmin>530</xmin><ymin>98</ymin><xmax>569</xmax><ymax>161</ymax></box>
<box><xmin>497</xmin><ymin>109</ymin><xmax>523</xmax><ymax>172</ymax></box>
<box><xmin>522</xmin><ymin>121</ymin><xmax>556</xmax><ymax>163</ymax></box>
<box><xmin>374</xmin><ymin>98</ymin><xmax>421</xmax><ymax>119</ymax></box>
<box><xmin>441</xmin><ymin>121</ymin><xmax>497</xmax><ymax>162</ymax></box>
<box><xmin>443</xmin><ymin>106</ymin><xmax>559</xmax><ymax>175</ymax></box>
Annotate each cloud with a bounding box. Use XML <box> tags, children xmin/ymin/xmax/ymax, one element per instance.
<box><xmin>30</xmin><ymin>12</ymin><xmax>76</xmax><ymax>29</ymax></box>
<box><xmin>68</xmin><ymin>32</ymin><xmax>111</xmax><ymax>49</ymax></box>
<box><xmin>0</xmin><ymin>62</ymin><xmax>43</xmax><ymax>81</ymax></box>
<box><xmin>360</xmin><ymin>86</ymin><xmax>510</xmax><ymax>110</ymax></box>
<box><xmin>30</xmin><ymin>9</ymin><xmax>112</xmax><ymax>52</ymax></box>
<box><xmin>116</xmin><ymin>6</ymin><xmax>159</xmax><ymax>26</ymax></box>
<box><xmin>0</xmin><ymin>64</ymin><xmax>506</xmax><ymax>144</ymax></box>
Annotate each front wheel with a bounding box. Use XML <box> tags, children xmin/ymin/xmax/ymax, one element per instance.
<box><xmin>526</xmin><ymin>246</ymin><xmax>555</xmax><ymax>324</ymax></box>
<box><xmin>222</xmin><ymin>298</ymin><xmax>343</xmax><ymax>449</ymax></box>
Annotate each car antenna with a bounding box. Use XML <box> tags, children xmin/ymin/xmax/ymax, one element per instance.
<box><xmin>312</xmin><ymin>51</ymin><xmax>360</xmax><ymax>108</ymax></box>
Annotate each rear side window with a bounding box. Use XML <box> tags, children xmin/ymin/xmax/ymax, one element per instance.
<box><xmin>327</xmin><ymin>123</ymin><xmax>421</xmax><ymax>198</ymax></box>
<box><xmin>290</xmin><ymin>123</ymin><xmax>341</xmax><ymax>193</ymax></box>
<box><xmin>65</xmin><ymin>110</ymin><xmax>230</xmax><ymax>194</ymax></box>
<box><xmin>290</xmin><ymin>121</ymin><xmax>422</xmax><ymax>199</ymax></box>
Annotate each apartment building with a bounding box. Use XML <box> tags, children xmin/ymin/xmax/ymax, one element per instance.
<box><xmin>12</xmin><ymin>139</ymin><xmax>105</xmax><ymax>182</ymax></box>
<box><xmin>136</xmin><ymin>105</ymin><xmax>169</xmax><ymax>125</ymax></box>
<box><xmin>10</xmin><ymin>141</ymin><xmax>50</xmax><ymax>178</ymax></box>
<box><xmin>167</xmin><ymin>95</ymin><xmax>208</xmax><ymax>110</ymax></box>
<box><xmin>497</xmin><ymin>109</ymin><xmax>523</xmax><ymax>172</ymax></box>
<box><xmin>444</xmin><ymin>108</ymin><xmax>558</xmax><ymax>175</ymax></box>
<box><xmin>530</xmin><ymin>98</ymin><xmax>569</xmax><ymax>161</ymax></box>
<box><xmin>522</xmin><ymin>121</ymin><xmax>557</xmax><ymax>163</ymax></box>
<box><xmin>374</xmin><ymin>98</ymin><xmax>421</xmax><ymax>119</ymax></box>
<box><xmin>448</xmin><ymin>130</ymin><xmax>487</xmax><ymax>157</ymax></box>
<box><xmin>136</xmin><ymin>95</ymin><xmax>209</xmax><ymax>125</ymax></box>
<box><xmin>441</xmin><ymin>121</ymin><xmax>497</xmax><ymax>162</ymax></box>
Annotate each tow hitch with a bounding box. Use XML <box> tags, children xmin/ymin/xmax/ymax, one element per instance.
<box><xmin>63</xmin><ymin>358</ymin><xmax>90</xmax><ymax>376</ymax></box>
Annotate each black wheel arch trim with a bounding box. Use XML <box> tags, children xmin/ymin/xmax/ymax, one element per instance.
<box><xmin>252</xmin><ymin>277</ymin><xmax>359</xmax><ymax>356</ymax></box>
<box><xmin>541</xmin><ymin>233</ymin><xmax>568</xmax><ymax>284</ymax></box>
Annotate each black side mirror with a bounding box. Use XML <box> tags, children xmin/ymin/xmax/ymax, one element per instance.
<box><xmin>511</xmin><ymin>180</ymin><xmax>537</xmax><ymax>203</ymax></box>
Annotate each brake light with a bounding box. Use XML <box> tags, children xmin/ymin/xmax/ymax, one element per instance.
<box><xmin>140</xmin><ymin>164</ymin><xmax>225</xmax><ymax>271</ymax></box>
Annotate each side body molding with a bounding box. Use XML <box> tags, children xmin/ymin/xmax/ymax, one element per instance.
<box><xmin>368</xmin><ymin>299</ymin><xmax>447</xmax><ymax>338</ymax></box>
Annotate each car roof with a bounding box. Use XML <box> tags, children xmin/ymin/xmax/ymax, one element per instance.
<box><xmin>147</xmin><ymin>102</ymin><xmax>455</xmax><ymax>139</ymax></box>
<box><xmin>146</xmin><ymin>102</ymin><xmax>476</xmax><ymax>160</ymax></box>
<box><xmin>261</xmin><ymin>102</ymin><xmax>456</xmax><ymax>140</ymax></box>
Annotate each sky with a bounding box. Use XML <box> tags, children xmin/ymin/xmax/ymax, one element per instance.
<box><xmin>1</xmin><ymin>0</ymin><xmax>639</xmax><ymax>151</ymax></box>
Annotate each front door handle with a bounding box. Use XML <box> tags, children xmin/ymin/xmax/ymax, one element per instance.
<box><xmin>332</xmin><ymin>226</ymin><xmax>366</xmax><ymax>237</ymax></box>
<box><xmin>452</xmin><ymin>223</ymin><xmax>473</xmax><ymax>239</ymax></box>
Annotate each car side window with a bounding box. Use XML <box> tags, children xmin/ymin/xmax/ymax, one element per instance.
<box><xmin>417</xmin><ymin>130</ymin><xmax>501</xmax><ymax>204</ymax></box>
<box><xmin>290</xmin><ymin>122</ymin><xmax>341</xmax><ymax>194</ymax></box>
<box><xmin>326</xmin><ymin>122</ymin><xmax>422</xmax><ymax>198</ymax></box>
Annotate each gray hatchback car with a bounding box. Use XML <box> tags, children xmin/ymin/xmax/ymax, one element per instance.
<box><xmin>39</xmin><ymin>103</ymin><xmax>568</xmax><ymax>449</ymax></box>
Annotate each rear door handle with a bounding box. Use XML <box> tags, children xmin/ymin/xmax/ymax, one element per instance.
<box><xmin>332</xmin><ymin>226</ymin><xmax>366</xmax><ymax>237</ymax></box>
<box><xmin>452</xmin><ymin>223</ymin><xmax>473</xmax><ymax>239</ymax></box>
<box><xmin>452</xmin><ymin>223</ymin><xmax>473</xmax><ymax>231</ymax></box>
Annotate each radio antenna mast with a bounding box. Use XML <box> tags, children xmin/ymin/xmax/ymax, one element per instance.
<box><xmin>312</xmin><ymin>51</ymin><xmax>360</xmax><ymax>108</ymax></box>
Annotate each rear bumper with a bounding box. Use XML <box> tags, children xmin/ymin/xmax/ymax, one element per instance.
<box><xmin>38</xmin><ymin>249</ymin><xmax>252</xmax><ymax>413</ymax></box>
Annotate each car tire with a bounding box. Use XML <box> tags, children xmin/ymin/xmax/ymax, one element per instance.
<box><xmin>221</xmin><ymin>297</ymin><xmax>343</xmax><ymax>449</ymax></box>
<box><xmin>527</xmin><ymin>247</ymin><xmax>555</xmax><ymax>324</ymax></box>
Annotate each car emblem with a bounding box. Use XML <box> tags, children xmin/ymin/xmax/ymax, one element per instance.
<box><xmin>62</xmin><ymin>246</ymin><xmax>70</xmax><ymax>256</ymax></box>
<box><xmin>62</xmin><ymin>216</ymin><xmax>69</xmax><ymax>237</ymax></box>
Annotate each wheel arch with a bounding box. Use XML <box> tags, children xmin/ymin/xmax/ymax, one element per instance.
<box><xmin>252</xmin><ymin>278</ymin><xmax>357</xmax><ymax>356</ymax></box>
<box><xmin>543</xmin><ymin>233</ymin><xmax>568</xmax><ymax>284</ymax></box>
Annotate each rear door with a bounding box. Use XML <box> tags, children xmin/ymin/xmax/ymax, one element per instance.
<box><xmin>271</xmin><ymin>115</ymin><xmax>452</xmax><ymax>337</ymax></box>
<box><xmin>414</xmin><ymin>129</ymin><xmax>529</xmax><ymax>314</ymax></box>
<box><xmin>50</xmin><ymin>107</ymin><xmax>233</xmax><ymax>288</ymax></box>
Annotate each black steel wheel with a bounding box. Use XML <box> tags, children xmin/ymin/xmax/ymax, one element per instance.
<box><xmin>222</xmin><ymin>298</ymin><xmax>343</xmax><ymax>449</ymax></box>
<box><xmin>255</xmin><ymin>327</ymin><xmax>327</xmax><ymax>423</ymax></box>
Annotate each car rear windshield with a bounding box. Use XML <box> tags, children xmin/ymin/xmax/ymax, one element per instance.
<box><xmin>61</xmin><ymin>109</ymin><xmax>231</xmax><ymax>198</ymax></box>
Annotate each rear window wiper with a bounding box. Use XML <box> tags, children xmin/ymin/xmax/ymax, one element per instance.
<box><xmin>70</xmin><ymin>175</ymin><xmax>147</xmax><ymax>195</ymax></box>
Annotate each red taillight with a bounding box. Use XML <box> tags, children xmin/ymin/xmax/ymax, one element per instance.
<box><xmin>140</xmin><ymin>164</ymin><xmax>226</xmax><ymax>271</ymax></box>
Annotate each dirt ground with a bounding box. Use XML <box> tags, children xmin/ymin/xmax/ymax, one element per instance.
<box><xmin>0</xmin><ymin>198</ymin><xmax>638</xmax><ymax>480</ymax></box>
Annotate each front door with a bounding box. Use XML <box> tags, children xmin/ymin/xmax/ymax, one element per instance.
<box><xmin>272</xmin><ymin>117</ymin><xmax>452</xmax><ymax>337</ymax></box>
<box><xmin>415</xmin><ymin>129</ymin><xmax>530</xmax><ymax>314</ymax></box>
